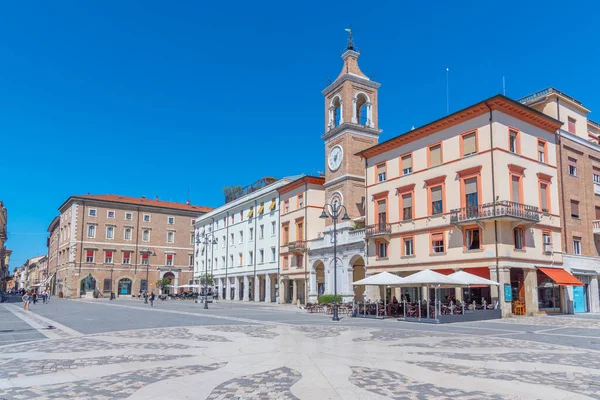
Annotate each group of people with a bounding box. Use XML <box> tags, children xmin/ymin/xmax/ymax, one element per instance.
<box><xmin>21</xmin><ymin>289</ymin><xmax>51</xmax><ymax>310</ymax></box>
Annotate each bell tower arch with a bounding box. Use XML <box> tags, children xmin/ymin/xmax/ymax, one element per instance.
<box><xmin>322</xmin><ymin>32</ymin><xmax>382</xmax><ymax>223</ymax></box>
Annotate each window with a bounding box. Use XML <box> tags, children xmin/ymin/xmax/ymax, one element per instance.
<box><xmin>431</xmin><ymin>232</ymin><xmax>445</xmax><ymax>253</ymax></box>
<box><xmin>401</xmin><ymin>154</ymin><xmax>412</xmax><ymax>175</ymax></box>
<box><xmin>511</xmin><ymin>175</ymin><xmax>521</xmax><ymax>203</ymax></box>
<box><xmin>140</xmin><ymin>279</ymin><xmax>148</xmax><ymax>292</ymax></box>
<box><xmin>513</xmin><ymin>227</ymin><xmax>524</xmax><ymax>250</ymax></box>
<box><xmin>239</xmin><ymin>230</ymin><xmax>243</xmax><ymax>243</ymax></box>
<box><xmin>593</xmin><ymin>167</ymin><xmax>600</xmax><ymax>184</ymax></box>
<box><xmin>296</xmin><ymin>254</ymin><xmax>303</xmax><ymax>268</ymax></box>
<box><xmin>568</xmin><ymin>117</ymin><xmax>576</xmax><ymax>134</ymax></box>
<box><xmin>431</xmin><ymin>186</ymin><xmax>443</xmax><ymax>215</ymax></box>
<box><xmin>86</xmin><ymin>250</ymin><xmax>95</xmax><ymax>263</ymax></box>
<box><xmin>571</xmin><ymin>200</ymin><xmax>580</xmax><ymax>218</ymax></box>
<box><xmin>402</xmin><ymin>193</ymin><xmax>412</xmax><ymax>220</ymax></box>
<box><xmin>573</xmin><ymin>237</ymin><xmax>582</xmax><ymax>255</ymax></box>
<box><xmin>166</xmin><ymin>254</ymin><xmax>173</xmax><ymax>266</ymax></box>
<box><xmin>297</xmin><ymin>221</ymin><xmax>304</xmax><ymax>241</ymax></box>
<box><xmin>190</xmin><ymin>232</ymin><xmax>195</xmax><ymax>245</ymax></box>
<box><xmin>283</xmin><ymin>225</ymin><xmax>289</xmax><ymax>244</ymax></box>
<box><xmin>222</xmin><ymin>235</ymin><xmax>226</xmax><ymax>248</ymax></box>
<box><xmin>271</xmin><ymin>247</ymin><xmax>276</xmax><ymax>262</ymax></box>
<box><xmin>298</xmin><ymin>194</ymin><xmax>304</xmax><ymax>208</ymax></box>
<box><xmin>231</xmin><ymin>215</ymin><xmax>235</xmax><ymax>224</ymax></box>
<box><xmin>509</xmin><ymin>130</ymin><xmax>519</xmax><ymax>153</ymax></box>
<box><xmin>461</xmin><ymin>132</ymin><xmax>477</xmax><ymax>156</ymax></box>
<box><xmin>191</xmin><ymin>219</ymin><xmax>195</xmax><ymax>226</ymax></box>
<box><xmin>282</xmin><ymin>255</ymin><xmax>289</xmax><ymax>269</ymax></box>
<box><xmin>105</xmin><ymin>251</ymin><xmax>113</xmax><ymax>264</ymax></box>
<box><xmin>141</xmin><ymin>253</ymin><xmax>149</xmax><ymax>265</ymax></box>
<box><xmin>249</xmin><ymin>227</ymin><xmax>254</xmax><ymax>241</ymax></box>
<box><xmin>537</xmin><ymin>140</ymin><xmax>546</xmax><ymax>163</ymax></box>
<box><xmin>543</xmin><ymin>232</ymin><xmax>552</xmax><ymax>253</ymax></box>
<box><xmin>189</xmin><ymin>255</ymin><xmax>193</xmax><ymax>266</ymax></box>
<box><xmin>88</xmin><ymin>209</ymin><xmax>97</xmax><ymax>217</ymax></box>
<box><xmin>465</xmin><ymin>177</ymin><xmax>478</xmax><ymax>207</ymax></box>
<box><xmin>125</xmin><ymin>212</ymin><xmax>133</xmax><ymax>221</ymax></box>
<box><xmin>167</xmin><ymin>231</ymin><xmax>174</xmax><ymax>243</ymax></box>
<box><xmin>168</xmin><ymin>216</ymin><xmax>175</xmax><ymax>224</ymax></box>
<box><xmin>377</xmin><ymin>241</ymin><xmax>388</xmax><ymax>258</ymax></box>
<box><xmin>106</xmin><ymin>226</ymin><xmax>114</xmax><ymax>239</ymax></box>
<box><xmin>429</xmin><ymin>144</ymin><xmax>442</xmax><ymax>167</ymax></box>
<box><xmin>465</xmin><ymin>228</ymin><xmax>481</xmax><ymax>250</ymax></box>
<box><xmin>230</xmin><ymin>233</ymin><xmax>234</xmax><ymax>245</ymax></box>
<box><xmin>596</xmin><ymin>206</ymin><xmax>600</xmax><ymax>220</ymax></box>
<box><xmin>124</xmin><ymin>227</ymin><xmax>132</xmax><ymax>241</ymax></box>
<box><xmin>285</xmin><ymin>200</ymin><xmax>290</xmax><ymax>213</ymax></box>
<box><xmin>377</xmin><ymin>199</ymin><xmax>387</xmax><ymax>225</ymax></box>
<box><xmin>240</xmin><ymin>211</ymin><xmax>243</xmax><ymax>221</ymax></box>
<box><xmin>377</xmin><ymin>163</ymin><xmax>387</xmax><ymax>182</ymax></box>
<box><xmin>107</xmin><ymin>210</ymin><xmax>115</xmax><ymax>218</ymax></box>
<box><xmin>123</xmin><ymin>252</ymin><xmax>131</xmax><ymax>264</ymax></box>
<box><xmin>143</xmin><ymin>214</ymin><xmax>151</xmax><ymax>222</ymax></box>
<box><xmin>259</xmin><ymin>225</ymin><xmax>264</xmax><ymax>239</ymax></box>
<box><xmin>103</xmin><ymin>278</ymin><xmax>111</xmax><ymax>292</ymax></box>
<box><xmin>221</xmin><ymin>256</ymin><xmax>225</xmax><ymax>267</ymax></box>
<box><xmin>229</xmin><ymin>254</ymin><xmax>233</xmax><ymax>267</ymax></box>
<box><xmin>249</xmin><ymin>251</ymin><xmax>253</xmax><ymax>264</ymax></box>
<box><xmin>539</xmin><ymin>183</ymin><xmax>549</xmax><ymax>212</ymax></box>
<box><xmin>238</xmin><ymin>253</ymin><xmax>243</xmax><ymax>266</ymax></box>
<box><xmin>403</xmin><ymin>237</ymin><xmax>414</xmax><ymax>256</ymax></box>
<box><xmin>87</xmin><ymin>224</ymin><xmax>96</xmax><ymax>238</ymax></box>
<box><xmin>259</xmin><ymin>249</ymin><xmax>264</xmax><ymax>263</ymax></box>
<box><xmin>142</xmin><ymin>229</ymin><xmax>150</xmax><ymax>242</ymax></box>
<box><xmin>271</xmin><ymin>221</ymin><xmax>276</xmax><ymax>236</ymax></box>
<box><xmin>568</xmin><ymin>157</ymin><xmax>577</xmax><ymax>176</ymax></box>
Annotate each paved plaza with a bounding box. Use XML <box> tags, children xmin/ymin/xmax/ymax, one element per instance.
<box><xmin>1</xmin><ymin>298</ymin><xmax>600</xmax><ymax>399</ymax></box>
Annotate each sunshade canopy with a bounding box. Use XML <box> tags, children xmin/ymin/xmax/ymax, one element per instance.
<box><xmin>538</xmin><ymin>268</ymin><xmax>584</xmax><ymax>286</ymax></box>
<box><xmin>352</xmin><ymin>271</ymin><xmax>405</xmax><ymax>286</ymax></box>
<box><xmin>448</xmin><ymin>270</ymin><xmax>500</xmax><ymax>286</ymax></box>
<box><xmin>399</xmin><ymin>269</ymin><xmax>465</xmax><ymax>287</ymax></box>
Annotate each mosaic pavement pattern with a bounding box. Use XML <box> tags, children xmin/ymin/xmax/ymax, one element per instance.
<box><xmin>493</xmin><ymin>315</ymin><xmax>600</xmax><ymax>329</ymax></box>
<box><xmin>1</xmin><ymin>322</ymin><xmax>599</xmax><ymax>399</ymax></box>
<box><xmin>207</xmin><ymin>367</ymin><xmax>302</xmax><ymax>399</ymax></box>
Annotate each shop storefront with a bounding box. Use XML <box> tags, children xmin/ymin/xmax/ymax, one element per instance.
<box><xmin>537</xmin><ymin>267</ymin><xmax>584</xmax><ymax>314</ymax></box>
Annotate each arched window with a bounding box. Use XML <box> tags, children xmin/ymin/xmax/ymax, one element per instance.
<box><xmin>356</xmin><ymin>93</ymin><xmax>369</xmax><ymax>125</ymax></box>
<box><xmin>333</xmin><ymin>97</ymin><xmax>342</xmax><ymax>127</ymax></box>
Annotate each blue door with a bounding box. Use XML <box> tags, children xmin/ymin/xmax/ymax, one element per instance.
<box><xmin>573</xmin><ymin>286</ymin><xmax>587</xmax><ymax>313</ymax></box>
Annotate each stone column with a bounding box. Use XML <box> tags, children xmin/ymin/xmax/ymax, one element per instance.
<box><xmin>243</xmin><ymin>275</ymin><xmax>249</xmax><ymax>301</ymax></box>
<box><xmin>279</xmin><ymin>278</ymin><xmax>286</xmax><ymax>304</ymax></box>
<box><xmin>523</xmin><ymin>268</ymin><xmax>539</xmax><ymax>315</ymax></box>
<box><xmin>292</xmin><ymin>279</ymin><xmax>298</xmax><ymax>304</ymax></box>
<box><xmin>454</xmin><ymin>287</ymin><xmax>463</xmax><ymax>302</ymax></box>
<box><xmin>421</xmin><ymin>287</ymin><xmax>429</xmax><ymax>301</ymax></box>
<box><xmin>265</xmin><ymin>274</ymin><xmax>272</xmax><ymax>303</ymax></box>
<box><xmin>309</xmin><ymin>271</ymin><xmax>317</xmax><ymax>301</ymax></box>
<box><xmin>590</xmin><ymin>276</ymin><xmax>600</xmax><ymax>313</ymax></box>
<box><xmin>490</xmin><ymin>265</ymin><xmax>511</xmax><ymax>317</ymax></box>
<box><xmin>226</xmin><ymin>278</ymin><xmax>231</xmax><ymax>300</ymax></box>
<box><xmin>254</xmin><ymin>275</ymin><xmax>260</xmax><ymax>302</ymax></box>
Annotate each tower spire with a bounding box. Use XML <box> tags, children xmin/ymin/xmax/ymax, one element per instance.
<box><xmin>345</xmin><ymin>26</ymin><xmax>354</xmax><ymax>51</ymax></box>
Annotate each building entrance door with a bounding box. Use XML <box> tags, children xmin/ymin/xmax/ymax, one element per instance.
<box><xmin>119</xmin><ymin>279</ymin><xmax>132</xmax><ymax>296</ymax></box>
<box><xmin>573</xmin><ymin>286</ymin><xmax>587</xmax><ymax>313</ymax></box>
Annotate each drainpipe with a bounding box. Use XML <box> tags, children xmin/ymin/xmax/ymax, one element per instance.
<box><xmin>556</xmin><ymin>98</ymin><xmax>568</xmax><ymax>253</ymax></box>
<box><xmin>277</xmin><ymin>193</ymin><xmax>282</xmax><ymax>303</ymax></box>
<box><xmin>225</xmin><ymin>211</ymin><xmax>229</xmax><ymax>299</ymax></box>
<box><xmin>253</xmin><ymin>200</ymin><xmax>258</xmax><ymax>301</ymax></box>
<box><xmin>304</xmin><ymin>181</ymin><xmax>308</xmax><ymax>304</ymax></box>
<box><xmin>484</xmin><ymin>102</ymin><xmax>501</xmax><ymax>306</ymax></box>
<box><xmin>78</xmin><ymin>201</ymin><xmax>86</xmax><ymax>277</ymax></box>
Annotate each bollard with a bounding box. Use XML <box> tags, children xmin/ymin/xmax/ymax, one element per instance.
<box><xmin>403</xmin><ymin>300</ymin><xmax>406</xmax><ymax>318</ymax></box>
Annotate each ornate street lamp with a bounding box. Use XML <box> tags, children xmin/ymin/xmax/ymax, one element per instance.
<box><xmin>139</xmin><ymin>249</ymin><xmax>156</xmax><ymax>303</ymax></box>
<box><xmin>319</xmin><ymin>202</ymin><xmax>350</xmax><ymax>321</ymax></box>
<box><xmin>196</xmin><ymin>231</ymin><xmax>217</xmax><ymax>309</ymax></box>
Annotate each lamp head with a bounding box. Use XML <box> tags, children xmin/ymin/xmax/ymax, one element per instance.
<box><xmin>319</xmin><ymin>210</ymin><xmax>328</xmax><ymax>219</ymax></box>
<box><xmin>152</xmin><ymin>251</ymin><xmax>157</xmax><ymax>257</ymax></box>
<box><xmin>341</xmin><ymin>212</ymin><xmax>351</xmax><ymax>221</ymax></box>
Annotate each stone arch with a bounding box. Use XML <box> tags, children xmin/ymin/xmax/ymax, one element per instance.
<box><xmin>329</xmin><ymin>94</ymin><xmax>343</xmax><ymax>128</ymax></box>
<box><xmin>79</xmin><ymin>273</ymin><xmax>97</xmax><ymax>296</ymax></box>
<box><xmin>312</xmin><ymin>260</ymin><xmax>326</xmax><ymax>297</ymax></box>
<box><xmin>350</xmin><ymin>255</ymin><xmax>366</xmax><ymax>302</ymax></box>
<box><xmin>117</xmin><ymin>275</ymin><xmax>135</xmax><ymax>296</ymax></box>
<box><xmin>353</xmin><ymin>92</ymin><xmax>372</xmax><ymax>127</ymax></box>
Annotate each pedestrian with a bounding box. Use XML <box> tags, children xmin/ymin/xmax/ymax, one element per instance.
<box><xmin>42</xmin><ymin>290</ymin><xmax>47</xmax><ymax>304</ymax></box>
<box><xmin>149</xmin><ymin>291</ymin><xmax>155</xmax><ymax>307</ymax></box>
<box><xmin>32</xmin><ymin>292</ymin><xmax>38</xmax><ymax>305</ymax></box>
<box><xmin>46</xmin><ymin>289</ymin><xmax>51</xmax><ymax>304</ymax></box>
<box><xmin>22</xmin><ymin>291</ymin><xmax>31</xmax><ymax>311</ymax></box>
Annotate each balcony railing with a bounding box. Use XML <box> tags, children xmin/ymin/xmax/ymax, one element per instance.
<box><xmin>365</xmin><ymin>223</ymin><xmax>392</xmax><ymax>237</ymax></box>
<box><xmin>594</xmin><ymin>183</ymin><xmax>600</xmax><ymax>196</ymax></box>
<box><xmin>593</xmin><ymin>220</ymin><xmax>600</xmax><ymax>235</ymax></box>
<box><xmin>450</xmin><ymin>201</ymin><xmax>540</xmax><ymax>225</ymax></box>
<box><xmin>288</xmin><ymin>240</ymin><xmax>307</xmax><ymax>252</ymax></box>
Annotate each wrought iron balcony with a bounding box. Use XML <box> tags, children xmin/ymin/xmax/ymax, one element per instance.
<box><xmin>365</xmin><ymin>223</ymin><xmax>392</xmax><ymax>238</ymax></box>
<box><xmin>287</xmin><ymin>240</ymin><xmax>307</xmax><ymax>252</ymax></box>
<box><xmin>450</xmin><ymin>201</ymin><xmax>540</xmax><ymax>225</ymax></box>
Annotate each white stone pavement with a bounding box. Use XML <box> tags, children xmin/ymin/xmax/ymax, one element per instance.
<box><xmin>1</xmin><ymin>303</ymin><xmax>600</xmax><ymax>399</ymax></box>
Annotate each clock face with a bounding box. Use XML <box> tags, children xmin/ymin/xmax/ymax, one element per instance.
<box><xmin>328</xmin><ymin>145</ymin><xmax>343</xmax><ymax>171</ymax></box>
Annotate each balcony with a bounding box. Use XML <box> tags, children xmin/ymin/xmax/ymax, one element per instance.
<box><xmin>287</xmin><ymin>240</ymin><xmax>307</xmax><ymax>253</ymax></box>
<box><xmin>593</xmin><ymin>220</ymin><xmax>600</xmax><ymax>235</ymax></box>
<box><xmin>594</xmin><ymin>183</ymin><xmax>600</xmax><ymax>196</ymax></box>
<box><xmin>450</xmin><ymin>201</ymin><xmax>540</xmax><ymax>228</ymax></box>
<box><xmin>365</xmin><ymin>223</ymin><xmax>392</xmax><ymax>238</ymax></box>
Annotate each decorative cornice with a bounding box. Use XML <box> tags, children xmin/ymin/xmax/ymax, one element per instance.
<box><xmin>322</xmin><ymin>74</ymin><xmax>380</xmax><ymax>96</ymax></box>
<box><xmin>322</xmin><ymin>122</ymin><xmax>382</xmax><ymax>142</ymax></box>
<box><xmin>323</xmin><ymin>174</ymin><xmax>365</xmax><ymax>188</ymax></box>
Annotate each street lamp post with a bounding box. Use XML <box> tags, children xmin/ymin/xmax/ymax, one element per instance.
<box><xmin>320</xmin><ymin>202</ymin><xmax>351</xmax><ymax>322</ymax></box>
<box><xmin>196</xmin><ymin>232</ymin><xmax>217</xmax><ymax>309</ymax></box>
<box><xmin>139</xmin><ymin>249</ymin><xmax>156</xmax><ymax>304</ymax></box>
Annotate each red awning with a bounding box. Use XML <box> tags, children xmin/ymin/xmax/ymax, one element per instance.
<box><xmin>538</xmin><ymin>268</ymin><xmax>584</xmax><ymax>286</ymax></box>
<box><xmin>465</xmin><ymin>267</ymin><xmax>490</xmax><ymax>280</ymax></box>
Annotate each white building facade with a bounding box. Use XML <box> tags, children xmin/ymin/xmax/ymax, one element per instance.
<box><xmin>194</xmin><ymin>177</ymin><xmax>297</xmax><ymax>302</ymax></box>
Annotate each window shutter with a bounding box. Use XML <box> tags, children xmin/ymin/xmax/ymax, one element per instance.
<box><xmin>431</xmin><ymin>186</ymin><xmax>442</xmax><ymax>202</ymax></box>
<box><xmin>377</xmin><ymin>164</ymin><xmax>386</xmax><ymax>175</ymax></box>
<box><xmin>106</xmin><ymin>251</ymin><xmax>112</xmax><ymax>258</ymax></box>
<box><xmin>402</xmin><ymin>155</ymin><xmax>412</xmax><ymax>170</ymax></box>
<box><xmin>430</xmin><ymin>145</ymin><xmax>441</xmax><ymax>166</ymax></box>
<box><xmin>432</xmin><ymin>232</ymin><xmax>443</xmax><ymax>242</ymax></box>
<box><xmin>167</xmin><ymin>254</ymin><xmax>173</xmax><ymax>260</ymax></box>
<box><xmin>463</xmin><ymin>133</ymin><xmax>476</xmax><ymax>155</ymax></box>
<box><xmin>540</xmin><ymin>184</ymin><xmax>548</xmax><ymax>210</ymax></box>
<box><xmin>572</xmin><ymin>201</ymin><xmax>579</xmax><ymax>215</ymax></box>
<box><xmin>596</xmin><ymin>207</ymin><xmax>600</xmax><ymax>220</ymax></box>
<box><xmin>538</xmin><ymin>141</ymin><xmax>545</xmax><ymax>153</ymax></box>
<box><xmin>511</xmin><ymin>176</ymin><xmax>520</xmax><ymax>202</ymax></box>
<box><xmin>87</xmin><ymin>250</ymin><xmax>93</xmax><ymax>257</ymax></box>
<box><xmin>142</xmin><ymin>253</ymin><xmax>148</xmax><ymax>259</ymax></box>
<box><xmin>568</xmin><ymin>157</ymin><xmax>577</xmax><ymax>167</ymax></box>
<box><xmin>377</xmin><ymin>200</ymin><xmax>386</xmax><ymax>213</ymax></box>
<box><xmin>465</xmin><ymin>178</ymin><xmax>478</xmax><ymax>195</ymax></box>
<box><xmin>402</xmin><ymin>193</ymin><xmax>412</xmax><ymax>208</ymax></box>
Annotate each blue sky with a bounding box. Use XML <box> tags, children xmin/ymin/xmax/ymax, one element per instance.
<box><xmin>2</xmin><ymin>1</ymin><xmax>599</xmax><ymax>270</ymax></box>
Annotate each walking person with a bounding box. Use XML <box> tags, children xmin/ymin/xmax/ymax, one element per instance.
<box><xmin>32</xmin><ymin>292</ymin><xmax>38</xmax><ymax>305</ymax></box>
<box><xmin>149</xmin><ymin>291</ymin><xmax>155</xmax><ymax>307</ymax></box>
<box><xmin>22</xmin><ymin>291</ymin><xmax>31</xmax><ymax>311</ymax></box>
<box><xmin>42</xmin><ymin>290</ymin><xmax>47</xmax><ymax>304</ymax></box>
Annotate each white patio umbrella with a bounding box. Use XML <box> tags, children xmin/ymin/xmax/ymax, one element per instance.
<box><xmin>448</xmin><ymin>270</ymin><xmax>500</xmax><ymax>287</ymax></box>
<box><xmin>352</xmin><ymin>271</ymin><xmax>405</xmax><ymax>286</ymax></box>
<box><xmin>399</xmin><ymin>269</ymin><xmax>466</xmax><ymax>287</ymax></box>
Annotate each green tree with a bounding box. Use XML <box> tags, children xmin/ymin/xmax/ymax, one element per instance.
<box><xmin>223</xmin><ymin>185</ymin><xmax>243</xmax><ymax>202</ymax></box>
<box><xmin>155</xmin><ymin>278</ymin><xmax>171</xmax><ymax>292</ymax></box>
<box><xmin>198</xmin><ymin>274</ymin><xmax>214</xmax><ymax>286</ymax></box>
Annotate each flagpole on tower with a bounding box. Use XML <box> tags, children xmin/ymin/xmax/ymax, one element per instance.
<box><xmin>446</xmin><ymin>67</ymin><xmax>450</xmax><ymax>116</ymax></box>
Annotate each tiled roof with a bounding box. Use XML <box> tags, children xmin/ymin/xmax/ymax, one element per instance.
<box><xmin>70</xmin><ymin>194</ymin><xmax>213</xmax><ymax>213</ymax></box>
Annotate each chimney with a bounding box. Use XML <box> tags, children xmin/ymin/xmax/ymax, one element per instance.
<box><xmin>186</xmin><ymin>200</ymin><xmax>190</xmax><ymax>205</ymax></box>
<box><xmin>141</xmin><ymin>195</ymin><xmax>146</xmax><ymax>199</ymax></box>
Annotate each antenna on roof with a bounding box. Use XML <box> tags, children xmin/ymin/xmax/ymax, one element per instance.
<box><xmin>446</xmin><ymin>67</ymin><xmax>450</xmax><ymax>116</ymax></box>
<box><xmin>503</xmin><ymin>76</ymin><xmax>506</xmax><ymax>96</ymax></box>
<box><xmin>187</xmin><ymin>186</ymin><xmax>190</xmax><ymax>204</ymax></box>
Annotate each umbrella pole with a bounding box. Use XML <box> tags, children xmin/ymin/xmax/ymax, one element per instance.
<box><xmin>384</xmin><ymin>285</ymin><xmax>387</xmax><ymax>319</ymax></box>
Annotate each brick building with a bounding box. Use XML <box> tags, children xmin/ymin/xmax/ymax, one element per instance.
<box><xmin>0</xmin><ymin>201</ymin><xmax>11</xmax><ymax>292</ymax></box>
<box><xmin>48</xmin><ymin>194</ymin><xmax>212</xmax><ymax>298</ymax></box>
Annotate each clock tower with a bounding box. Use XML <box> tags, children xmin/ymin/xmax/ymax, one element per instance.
<box><xmin>322</xmin><ymin>34</ymin><xmax>381</xmax><ymax>223</ymax></box>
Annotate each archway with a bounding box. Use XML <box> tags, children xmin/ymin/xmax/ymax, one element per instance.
<box><xmin>80</xmin><ymin>274</ymin><xmax>96</xmax><ymax>295</ymax></box>
<box><xmin>350</xmin><ymin>255</ymin><xmax>366</xmax><ymax>302</ymax></box>
<box><xmin>356</xmin><ymin>93</ymin><xmax>369</xmax><ymax>125</ymax></box>
<box><xmin>118</xmin><ymin>278</ymin><xmax>132</xmax><ymax>296</ymax></box>
<box><xmin>163</xmin><ymin>272</ymin><xmax>175</xmax><ymax>295</ymax></box>
<box><xmin>314</xmin><ymin>261</ymin><xmax>325</xmax><ymax>296</ymax></box>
